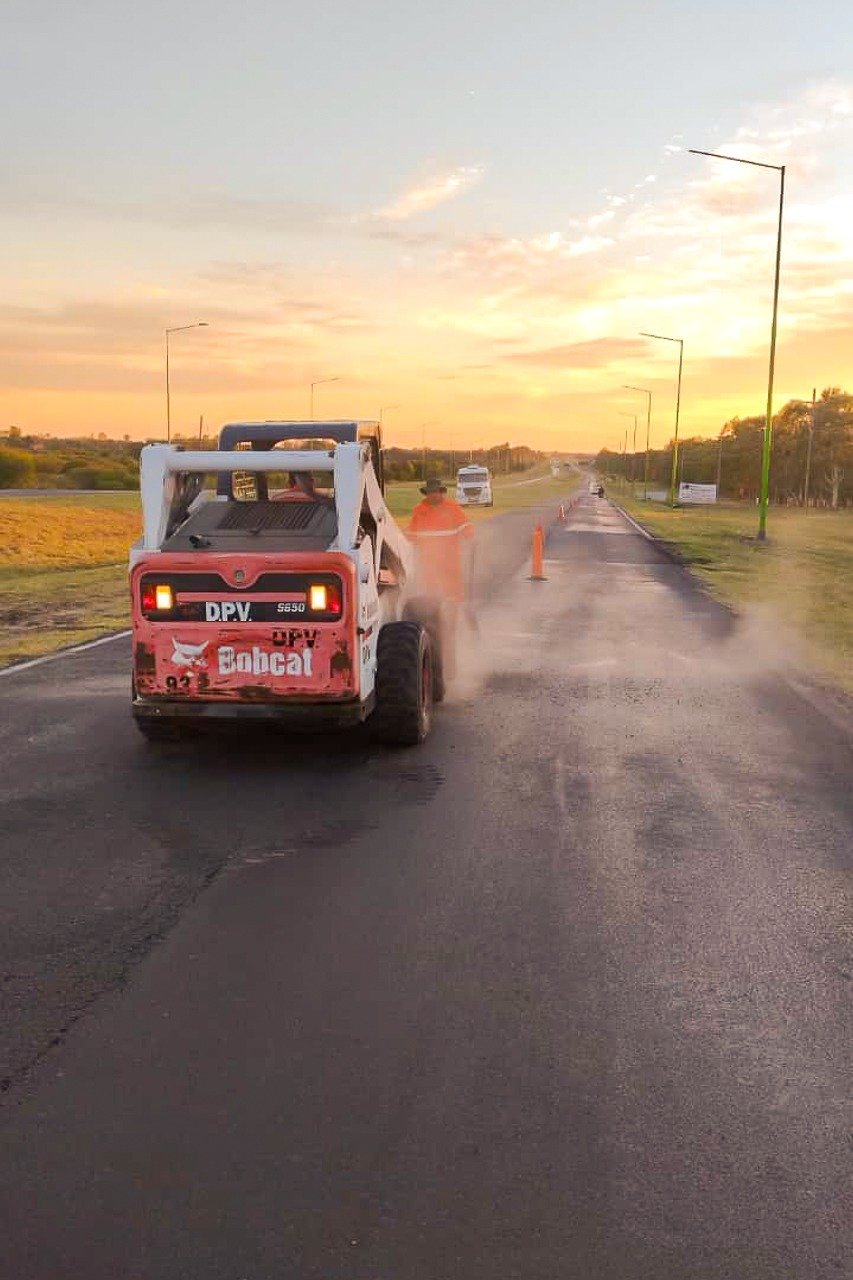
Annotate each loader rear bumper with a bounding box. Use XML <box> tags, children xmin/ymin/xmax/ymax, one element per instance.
<box><xmin>132</xmin><ymin>693</ymin><xmax>374</xmax><ymax>731</ymax></box>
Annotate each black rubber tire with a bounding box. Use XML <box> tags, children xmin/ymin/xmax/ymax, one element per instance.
<box><xmin>402</xmin><ymin>597</ymin><xmax>446</xmax><ymax>703</ymax></box>
<box><xmin>371</xmin><ymin>621</ymin><xmax>433</xmax><ymax>746</ymax></box>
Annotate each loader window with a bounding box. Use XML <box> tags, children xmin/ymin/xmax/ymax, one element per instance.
<box><xmin>226</xmin><ymin>470</ymin><xmax>334</xmax><ymax>504</ymax></box>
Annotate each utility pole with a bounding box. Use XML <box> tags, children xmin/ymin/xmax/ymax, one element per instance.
<box><xmin>619</xmin><ymin>412</ymin><xmax>638</xmax><ymax>488</ymax></box>
<box><xmin>716</xmin><ymin>428</ymin><xmax>724</xmax><ymax>495</ymax></box>
<box><xmin>803</xmin><ymin>387</ymin><xmax>816</xmax><ymax>509</ymax></box>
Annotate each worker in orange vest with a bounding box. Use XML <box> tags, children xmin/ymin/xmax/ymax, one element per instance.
<box><xmin>408</xmin><ymin>475</ymin><xmax>475</xmax><ymax>603</ymax></box>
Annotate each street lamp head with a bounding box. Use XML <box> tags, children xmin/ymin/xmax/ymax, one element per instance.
<box><xmin>166</xmin><ymin>321</ymin><xmax>209</xmax><ymax>335</ymax></box>
<box><xmin>639</xmin><ymin>332</ymin><xmax>682</xmax><ymax>345</ymax></box>
<box><xmin>689</xmin><ymin>147</ymin><xmax>783</xmax><ymax>172</ymax></box>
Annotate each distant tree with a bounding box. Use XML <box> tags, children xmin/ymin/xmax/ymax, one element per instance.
<box><xmin>0</xmin><ymin>446</ymin><xmax>36</xmax><ymax>487</ymax></box>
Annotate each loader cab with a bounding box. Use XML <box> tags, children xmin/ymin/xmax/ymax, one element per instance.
<box><xmin>216</xmin><ymin>421</ymin><xmax>385</xmax><ymax>499</ymax></box>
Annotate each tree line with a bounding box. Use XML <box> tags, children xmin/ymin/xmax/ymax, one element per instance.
<box><xmin>0</xmin><ymin>427</ymin><xmax>542</xmax><ymax>489</ymax></box>
<box><xmin>596</xmin><ymin>388</ymin><xmax>852</xmax><ymax>508</ymax></box>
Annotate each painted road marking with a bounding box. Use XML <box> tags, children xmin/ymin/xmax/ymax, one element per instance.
<box><xmin>0</xmin><ymin>630</ymin><xmax>132</xmax><ymax>679</ymax></box>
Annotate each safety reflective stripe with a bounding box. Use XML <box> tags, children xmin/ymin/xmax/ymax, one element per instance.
<box><xmin>410</xmin><ymin>525</ymin><xmax>471</xmax><ymax>538</ymax></box>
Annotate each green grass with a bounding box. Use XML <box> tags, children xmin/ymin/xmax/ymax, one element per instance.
<box><xmin>0</xmin><ymin>564</ymin><xmax>131</xmax><ymax>667</ymax></box>
<box><xmin>0</xmin><ymin>469</ymin><xmax>580</xmax><ymax>668</ymax></box>
<box><xmin>618</xmin><ymin>490</ymin><xmax>853</xmax><ymax>693</ymax></box>
<box><xmin>385</xmin><ymin>464</ymin><xmax>580</xmax><ymax>521</ymax></box>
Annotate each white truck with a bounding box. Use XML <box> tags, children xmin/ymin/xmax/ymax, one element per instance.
<box><xmin>456</xmin><ymin>465</ymin><xmax>493</xmax><ymax>507</ymax></box>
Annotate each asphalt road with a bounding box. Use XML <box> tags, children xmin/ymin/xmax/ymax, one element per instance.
<box><xmin>1</xmin><ymin>494</ymin><xmax>850</xmax><ymax>1279</ymax></box>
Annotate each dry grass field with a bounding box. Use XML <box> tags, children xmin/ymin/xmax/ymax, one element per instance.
<box><xmin>0</xmin><ymin>494</ymin><xmax>140</xmax><ymax>666</ymax></box>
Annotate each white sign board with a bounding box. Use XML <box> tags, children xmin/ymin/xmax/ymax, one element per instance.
<box><xmin>679</xmin><ymin>482</ymin><xmax>717</xmax><ymax>505</ymax></box>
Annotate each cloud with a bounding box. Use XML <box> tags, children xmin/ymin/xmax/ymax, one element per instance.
<box><xmin>503</xmin><ymin>338</ymin><xmax>648</xmax><ymax>369</ymax></box>
<box><xmin>0</xmin><ymin>179</ymin><xmax>337</xmax><ymax>236</ymax></box>
<box><xmin>0</xmin><ymin>285</ymin><xmax>372</xmax><ymax>396</ymax></box>
<box><xmin>376</xmin><ymin>165</ymin><xmax>484</xmax><ymax>222</ymax></box>
<box><xmin>367</xmin><ymin>227</ymin><xmax>451</xmax><ymax>247</ymax></box>
<box><xmin>445</xmin><ymin>229</ymin><xmax>614</xmax><ymax>278</ymax></box>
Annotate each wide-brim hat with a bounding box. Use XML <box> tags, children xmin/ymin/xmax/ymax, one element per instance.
<box><xmin>420</xmin><ymin>476</ymin><xmax>447</xmax><ymax>495</ymax></box>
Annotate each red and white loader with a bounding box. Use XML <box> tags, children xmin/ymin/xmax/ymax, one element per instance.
<box><xmin>129</xmin><ymin>421</ymin><xmax>443</xmax><ymax>745</ymax></box>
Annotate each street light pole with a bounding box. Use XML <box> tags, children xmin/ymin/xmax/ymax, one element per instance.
<box><xmin>619</xmin><ymin>412</ymin><xmax>638</xmax><ymax>486</ymax></box>
<box><xmin>639</xmin><ymin>332</ymin><xmax>683</xmax><ymax>506</ymax></box>
<box><xmin>165</xmin><ymin>322</ymin><xmax>208</xmax><ymax>443</ymax></box>
<box><xmin>310</xmin><ymin>376</ymin><xmax>340</xmax><ymax>421</ymax></box>
<box><xmin>623</xmin><ymin>385</ymin><xmax>652</xmax><ymax>500</ymax></box>
<box><xmin>689</xmin><ymin>150</ymin><xmax>785</xmax><ymax>539</ymax></box>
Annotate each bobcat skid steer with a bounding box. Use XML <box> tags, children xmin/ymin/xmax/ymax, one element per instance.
<box><xmin>129</xmin><ymin>421</ymin><xmax>439</xmax><ymax>745</ymax></box>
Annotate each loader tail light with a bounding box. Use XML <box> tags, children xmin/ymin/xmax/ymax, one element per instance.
<box><xmin>141</xmin><ymin>583</ymin><xmax>174</xmax><ymax>615</ymax></box>
<box><xmin>309</xmin><ymin>582</ymin><xmax>342</xmax><ymax>617</ymax></box>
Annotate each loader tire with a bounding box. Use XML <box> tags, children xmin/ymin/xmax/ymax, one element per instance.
<box><xmin>372</xmin><ymin>622</ymin><xmax>433</xmax><ymax>746</ymax></box>
<box><xmin>402</xmin><ymin>597</ymin><xmax>446</xmax><ymax>703</ymax></box>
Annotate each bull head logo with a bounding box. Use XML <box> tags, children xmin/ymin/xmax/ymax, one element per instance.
<box><xmin>170</xmin><ymin>638</ymin><xmax>209</xmax><ymax>669</ymax></box>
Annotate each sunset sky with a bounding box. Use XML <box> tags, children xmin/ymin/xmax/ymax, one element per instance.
<box><xmin>2</xmin><ymin>1</ymin><xmax>853</xmax><ymax>453</ymax></box>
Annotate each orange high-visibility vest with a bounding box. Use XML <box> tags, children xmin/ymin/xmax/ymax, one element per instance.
<box><xmin>408</xmin><ymin>498</ymin><xmax>474</xmax><ymax>601</ymax></box>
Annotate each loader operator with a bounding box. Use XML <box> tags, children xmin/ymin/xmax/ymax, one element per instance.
<box><xmin>408</xmin><ymin>476</ymin><xmax>474</xmax><ymax>604</ymax></box>
<box><xmin>271</xmin><ymin>472</ymin><xmax>318</xmax><ymax>501</ymax></box>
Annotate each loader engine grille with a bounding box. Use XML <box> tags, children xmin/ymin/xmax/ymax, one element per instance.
<box><xmin>217</xmin><ymin>501</ymin><xmax>321</xmax><ymax>532</ymax></box>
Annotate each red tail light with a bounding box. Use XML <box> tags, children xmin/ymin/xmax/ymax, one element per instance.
<box><xmin>141</xmin><ymin>583</ymin><xmax>174</xmax><ymax>616</ymax></box>
<box><xmin>308</xmin><ymin>582</ymin><xmax>342</xmax><ymax>617</ymax></box>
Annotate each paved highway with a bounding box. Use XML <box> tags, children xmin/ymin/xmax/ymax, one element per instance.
<box><xmin>1</xmin><ymin>494</ymin><xmax>850</xmax><ymax>1279</ymax></box>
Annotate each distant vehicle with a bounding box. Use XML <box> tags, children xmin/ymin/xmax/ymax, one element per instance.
<box><xmin>456</xmin><ymin>465</ymin><xmax>493</xmax><ymax>507</ymax></box>
<box><xmin>588</xmin><ymin>481</ymin><xmax>604</xmax><ymax>497</ymax></box>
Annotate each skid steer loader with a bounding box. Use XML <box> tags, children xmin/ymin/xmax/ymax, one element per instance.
<box><xmin>129</xmin><ymin>421</ymin><xmax>444</xmax><ymax>745</ymax></box>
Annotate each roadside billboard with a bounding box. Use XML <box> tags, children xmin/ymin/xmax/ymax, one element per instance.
<box><xmin>679</xmin><ymin>482</ymin><xmax>717</xmax><ymax>504</ymax></box>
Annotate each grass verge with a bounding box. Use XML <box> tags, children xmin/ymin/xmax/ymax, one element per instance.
<box><xmin>617</xmin><ymin>490</ymin><xmax>853</xmax><ymax>693</ymax></box>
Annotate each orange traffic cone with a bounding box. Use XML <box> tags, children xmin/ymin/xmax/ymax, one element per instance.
<box><xmin>559</xmin><ymin>502</ymin><xmax>566</xmax><ymax>524</ymax></box>
<box><xmin>529</xmin><ymin>523</ymin><xmax>546</xmax><ymax>580</ymax></box>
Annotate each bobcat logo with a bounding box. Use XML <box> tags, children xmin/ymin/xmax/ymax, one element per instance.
<box><xmin>170</xmin><ymin>638</ymin><xmax>209</xmax><ymax>669</ymax></box>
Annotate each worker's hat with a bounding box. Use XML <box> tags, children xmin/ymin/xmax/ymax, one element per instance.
<box><xmin>420</xmin><ymin>476</ymin><xmax>447</xmax><ymax>495</ymax></box>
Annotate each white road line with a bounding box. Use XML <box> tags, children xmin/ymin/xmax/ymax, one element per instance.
<box><xmin>0</xmin><ymin>630</ymin><xmax>132</xmax><ymax>678</ymax></box>
<box><xmin>610</xmin><ymin>502</ymin><xmax>654</xmax><ymax>541</ymax></box>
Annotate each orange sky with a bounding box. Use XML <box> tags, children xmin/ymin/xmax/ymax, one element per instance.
<box><xmin>2</xmin><ymin>80</ymin><xmax>852</xmax><ymax>454</ymax></box>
